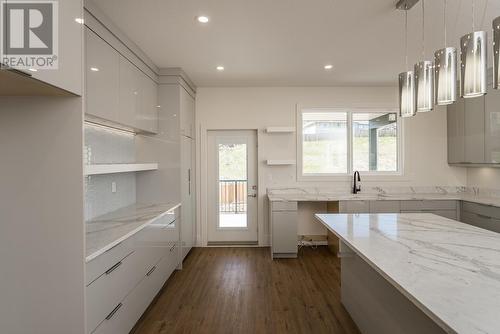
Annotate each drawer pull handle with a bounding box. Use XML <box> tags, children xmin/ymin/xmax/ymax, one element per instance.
<box><xmin>146</xmin><ymin>266</ymin><xmax>157</xmax><ymax>277</ymax></box>
<box><xmin>105</xmin><ymin>261</ymin><xmax>122</xmax><ymax>275</ymax></box>
<box><xmin>168</xmin><ymin>220</ymin><xmax>176</xmax><ymax>226</ymax></box>
<box><xmin>105</xmin><ymin>303</ymin><xmax>122</xmax><ymax>320</ymax></box>
<box><xmin>170</xmin><ymin>244</ymin><xmax>176</xmax><ymax>252</ymax></box>
<box><xmin>477</xmin><ymin>214</ymin><xmax>492</xmax><ymax>219</ymax></box>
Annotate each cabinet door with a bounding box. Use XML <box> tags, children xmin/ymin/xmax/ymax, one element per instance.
<box><xmin>447</xmin><ymin>98</ymin><xmax>465</xmax><ymax>163</ymax></box>
<box><xmin>118</xmin><ymin>56</ymin><xmax>140</xmax><ymax>128</ymax></box>
<box><xmin>85</xmin><ymin>28</ymin><xmax>119</xmax><ymax>122</ymax></box>
<box><xmin>31</xmin><ymin>0</ymin><xmax>83</xmax><ymax>95</ymax></box>
<box><xmin>181</xmin><ymin>136</ymin><xmax>194</xmax><ymax>259</ymax></box>
<box><xmin>272</xmin><ymin>211</ymin><xmax>298</xmax><ymax>254</ymax></box>
<box><xmin>464</xmin><ymin>96</ymin><xmax>485</xmax><ymax>163</ymax></box>
<box><xmin>180</xmin><ymin>89</ymin><xmax>195</xmax><ymax>138</ymax></box>
<box><xmin>485</xmin><ymin>87</ymin><xmax>500</xmax><ymax>163</ymax></box>
<box><xmin>339</xmin><ymin>200</ymin><xmax>370</xmax><ymax>213</ymax></box>
<box><xmin>137</xmin><ymin>73</ymin><xmax>158</xmax><ymax>133</ymax></box>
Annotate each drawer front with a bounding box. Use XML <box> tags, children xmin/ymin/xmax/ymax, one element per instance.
<box><xmin>400</xmin><ymin>200</ymin><xmax>457</xmax><ymax>211</ymax></box>
<box><xmin>93</xmin><ymin>251</ymin><xmax>176</xmax><ymax>334</ymax></box>
<box><xmin>86</xmin><ymin>251</ymin><xmax>145</xmax><ymax>333</ymax></box>
<box><xmin>401</xmin><ymin>210</ymin><xmax>457</xmax><ymax>220</ymax></box>
<box><xmin>272</xmin><ymin>201</ymin><xmax>298</xmax><ymax>212</ymax></box>
<box><xmin>340</xmin><ymin>201</ymin><xmax>370</xmax><ymax>213</ymax></box>
<box><xmin>461</xmin><ymin>211</ymin><xmax>500</xmax><ymax>233</ymax></box>
<box><xmin>462</xmin><ymin>201</ymin><xmax>500</xmax><ymax>220</ymax></box>
<box><xmin>369</xmin><ymin>201</ymin><xmax>400</xmax><ymax>213</ymax></box>
<box><xmin>86</xmin><ymin>241</ymin><xmax>133</xmax><ymax>286</ymax></box>
<box><xmin>272</xmin><ymin>211</ymin><xmax>298</xmax><ymax>254</ymax></box>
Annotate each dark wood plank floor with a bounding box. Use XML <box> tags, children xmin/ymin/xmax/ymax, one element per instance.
<box><xmin>132</xmin><ymin>246</ymin><xmax>360</xmax><ymax>334</ymax></box>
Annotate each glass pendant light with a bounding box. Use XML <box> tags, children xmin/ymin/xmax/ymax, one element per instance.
<box><xmin>415</xmin><ymin>0</ymin><xmax>434</xmax><ymax>112</ymax></box>
<box><xmin>434</xmin><ymin>0</ymin><xmax>457</xmax><ymax>105</ymax></box>
<box><xmin>460</xmin><ymin>0</ymin><xmax>487</xmax><ymax>98</ymax></box>
<box><xmin>399</xmin><ymin>7</ymin><xmax>416</xmax><ymax>117</ymax></box>
<box><xmin>493</xmin><ymin>16</ymin><xmax>500</xmax><ymax>89</ymax></box>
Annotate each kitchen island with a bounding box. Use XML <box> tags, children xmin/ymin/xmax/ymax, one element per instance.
<box><xmin>315</xmin><ymin>213</ymin><xmax>500</xmax><ymax>334</ymax></box>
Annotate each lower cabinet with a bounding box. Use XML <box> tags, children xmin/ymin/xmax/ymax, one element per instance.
<box><xmin>461</xmin><ymin>201</ymin><xmax>500</xmax><ymax>233</ymax></box>
<box><xmin>93</xmin><ymin>246</ymin><xmax>179</xmax><ymax>334</ymax></box>
<box><xmin>270</xmin><ymin>201</ymin><xmax>298</xmax><ymax>258</ymax></box>
<box><xmin>86</xmin><ymin>208</ymin><xmax>180</xmax><ymax>334</ymax></box>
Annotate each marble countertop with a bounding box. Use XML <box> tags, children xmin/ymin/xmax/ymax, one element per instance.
<box><xmin>267</xmin><ymin>190</ymin><xmax>500</xmax><ymax>208</ymax></box>
<box><xmin>85</xmin><ymin>202</ymin><xmax>181</xmax><ymax>262</ymax></box>
<box><xmin>315</xmin><ymin>213</ymin><xmax>500</xmax><ymax>334</ymax></box>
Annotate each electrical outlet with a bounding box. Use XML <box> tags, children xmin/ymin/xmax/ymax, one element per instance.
<box><xmin>111</xmin><ymin>181</ymin><xmax>117</xmax><ymax>193</ymax></box>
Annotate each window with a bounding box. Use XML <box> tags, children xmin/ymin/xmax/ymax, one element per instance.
<box><xmin>298</xmin><ymin>108</ymin><xmax>400</xmax><ymax>178</ymax></box>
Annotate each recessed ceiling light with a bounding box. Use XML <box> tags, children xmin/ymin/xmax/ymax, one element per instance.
<box><xmin>90</xmin><ymin>67</ymin><xmax>100</xmax><ymax>72</ymax></box>
<box><xmin>216</xmin><ymin>66</ymin><xmax>225</xmax><ymax>71</ymax></box>
<box><xmin>324</xmin><ymin>64</ymin><xmax>333</xmax><ymax>70</ymax></box>
<box><xmin>75</xmin><ymin>18</ymin><xmax>84</xmax><ymax>24</ymax></box>
<box><xmin>196</xmin><ymin>16</ymin><xmax>209</xmax><ymax>23</ymax></box>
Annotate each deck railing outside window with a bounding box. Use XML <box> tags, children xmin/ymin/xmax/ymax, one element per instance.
<box><xmin>219</xmin><ymin>180</ymin><xmax>247</xmax><ymax>214</ymax></box>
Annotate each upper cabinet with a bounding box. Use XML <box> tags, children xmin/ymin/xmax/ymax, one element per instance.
<box><xmin>0</xmin><ymin>0</ymin><xmax>83</xmax><ymax>96</ymax></box>
<box><xmin>180</xmin><ymin>88</ymin><xmax>195</xmax><ymax>139</ymax></box>
<box><xmin>485</xmin><ymin>89</ymin><xmax>500</xmax><ymax>163</ymax></box>
<box><xmin>85</xmin><ymin>28</ymin><xmax>119</xmax><ymax>122</ymax></box>
<box><xmin>447</xmin><ymin>74</ymin><xmax>500</xmax><ymax>166</ymax></box>
<box><xmin>84</xmin><ymin>27</ymin><xmax>158</xmax><ymax>134</ymax></box>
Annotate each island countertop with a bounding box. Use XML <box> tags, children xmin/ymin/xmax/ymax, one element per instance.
<box><xmin>315</xmin><ymin>213</ymin><xmax>500</xmax><ymax>334</ymax></box>
<box><xmin>85</xmin><ymin>202</ymin><xmax>181</xmax><ymax>262</ymax></box>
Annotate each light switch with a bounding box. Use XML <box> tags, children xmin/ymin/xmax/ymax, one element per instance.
<box><xmin>111</xmin><ymin>181</ymin><xmax>117</xmax><ymax>193</ymax></box>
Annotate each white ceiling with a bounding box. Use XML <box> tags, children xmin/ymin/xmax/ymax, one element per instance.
<box><xmin>93</xmin><ymin>0</ymin><xmax>500</xmax><ymax>87</ymax></box>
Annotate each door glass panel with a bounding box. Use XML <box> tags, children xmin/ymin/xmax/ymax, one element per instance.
<box><xmin>218</xmin><ymin>143</ymin><xmax>247</xmax><ymax>228</ymax></box>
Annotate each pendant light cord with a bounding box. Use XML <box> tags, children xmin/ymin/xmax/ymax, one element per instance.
<box><xmin>444</xmin><ymin>0</ymin><xmax>447</xmax><ymax>46</ymax></box>
<box><xmin>422</xmin><ymin>0</ymin><xmax>425</xmax><ymax>58</ymax></box>
<box><xmin>405</xmin><ymin>8</ymin><xmax>408</xmax><ymax>70</ymax></box>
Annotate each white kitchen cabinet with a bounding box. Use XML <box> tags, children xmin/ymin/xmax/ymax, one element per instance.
<box><xmin>180</xmin><ymin>88</ymin><xmax>195</xmax><ymax>138</ymax></box>
<box><xmin>485</xmin><ymin>86</ymin><xmax>500</xmax><ymax>163</ymax></box>
<box><xmin>270</xmin><ymin>201</ymin><xmax>298</xmax><ymax>258</ymax></box>
<box><xmin>339</xmin><ymin>200</ymin><xmax>370</xmax><ymax>213</ymax></box>
<box><xmin>92</xmin><ymin>248</ymin><xmax>177</xmax><ymax>334</ymax></box>
<box><xmin>464</xmin><ymin>97</ymin><xmax>485</xmax><ymax>163</ymax></box>
<box><xmin>447</xmin><ymin>98</ymin><xmax>466</xmax><ymax>164</ymax></box>
<box><xmin>138</xmin><ymin>73</ymin><xmax>159</xmax><ymax>133</ymax></box>
<box><xmin>181</xmin><ymin>136</ymin><xmax>195</xmax><ymax>259</ymax></box>
<box><xmin>369</xmin><ymin>201</ymin><xmax>400</xmax><ymax>213</ymax></box>
<box><xmin>118</xmin><ymin>56</ymin><xmax>140</xmax><ymax>128</ymax></box>
<box><xmin>85</xmin><ymin>28</ymin><xmax>119</xmax><ymax>122</ymax></box>
<box><xmin>28</xmin><ymin>0</ymin><xmax>83</xmax><ymax>95</ymax></box>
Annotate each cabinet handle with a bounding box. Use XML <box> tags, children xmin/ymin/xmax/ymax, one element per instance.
<box><xmin>146</xmin><ymin>266</ymin><xmax>157</xmax><ymax>277</ymax></box>
<box><xmin>188</xmin><ymin>169</ymin><xmax>191</xmax><ymax>195</ymax></box>
<box><xmin>170</xmin><ymin>244</ymin><xmax>176</xmax><ymax>252</ymax></box>
<box><xmin>105</xmin><ymin>261</ymin><xmax>122</xmax><ymax>275</ymax></box>
<box><xmin>476</xmin><ymin>213</ymin><xmax>492</xmax><ymax>219</ymax></box>
<box><xmin>168</xmin><ymin>220</ymin><xmax>175</xmax><ymax>226</ymax></box>
<box><xmin>105</xmin><ymin>303</ymin><xmax>122</xmax><ymax>320</ymax></box>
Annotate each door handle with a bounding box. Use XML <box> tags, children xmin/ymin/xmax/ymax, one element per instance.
<box><xmin>248</xmin><ymin>194</ymin><xmax>257</xmax><ymax>198</ymax></box>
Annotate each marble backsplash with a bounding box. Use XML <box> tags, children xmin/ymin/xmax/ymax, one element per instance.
<box><xmin>267</xmin><ymin>185</ymin><xmax>500</xmax><ymax>198</ymax></box>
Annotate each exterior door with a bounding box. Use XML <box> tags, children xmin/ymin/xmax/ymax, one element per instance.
<box><xmin>207</xmin><ymin>130</ymin><xmax>258</xmax><ymax>244</ymax></box>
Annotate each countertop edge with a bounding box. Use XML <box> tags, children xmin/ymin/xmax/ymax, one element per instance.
<box><xmin>85</xmin><ymin>202</ymin><xmax>181</xmax><ymax>263</ymax></box>
<box><xmin>314</xmin><ymin>213</ymin><xmax>456</xmax><ymax>334</ymax></box>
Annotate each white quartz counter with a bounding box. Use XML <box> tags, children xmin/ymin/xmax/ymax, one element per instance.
<box><xmin>85</xmin><ymin>202</ymin><xmax>181</xmax><ymax>262</ymax></box>
<box><xmin>267</xmin><ymin>191</ymin><xmax>500</xmax><ymax>208</ymax></box>
<box><xmin>315</xmin><ymin>213</ymin><xmax>500</xmax><ymax>334</ymax></box>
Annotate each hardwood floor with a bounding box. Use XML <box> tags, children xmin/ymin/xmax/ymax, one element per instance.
<box><xmin>132</xmin><ymin>247</ymin><xmax>360</xmax><ymax>334</ymax></box>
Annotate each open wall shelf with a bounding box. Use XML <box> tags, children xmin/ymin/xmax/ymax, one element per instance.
<box><xmin>265</xmin><ymin>127</ymin><xmax>295</xmax><ymax>133</ymax></box>
<box><xmin>266</xmin><ymin>160</ymin><xmax>296</xmax><ymax>166</ymax></box>
<box><xmin>84</xmin><ymin>163</ymin><xmax>159</xmax><ymax>175</ymax></box>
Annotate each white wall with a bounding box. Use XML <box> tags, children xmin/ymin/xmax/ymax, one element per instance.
<box><xmin>195</xmin><ymin>87</ymin><xmax>467</xmax><ymax>245</ymax></box>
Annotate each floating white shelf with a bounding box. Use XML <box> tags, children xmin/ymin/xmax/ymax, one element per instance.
<box><xmin>265</xmin><ymin>127</ymin><xmax>295</xmax><ymax>133</ymax></box>
<box><xmin>266</xmin><ymin>160</ymin><xmax>296</xmax><ymax>166</ymax></box>
<box><xmin>85</xmin><ymin>163</ymin><xmax>159</xmax><ymax>175</ymax></box>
